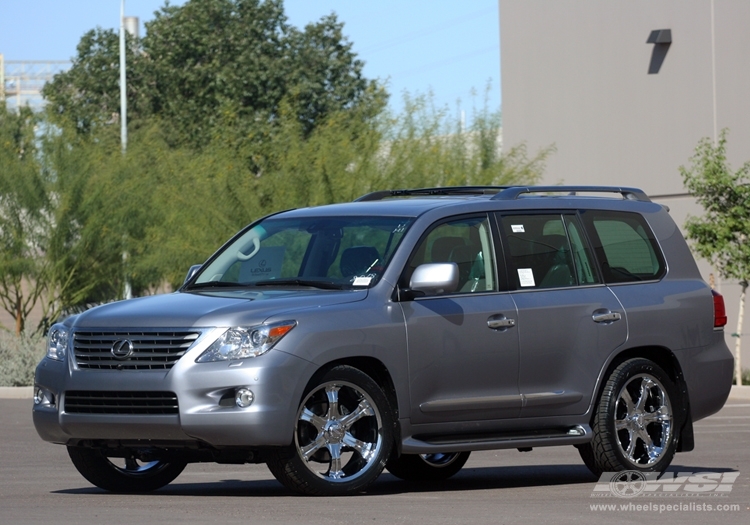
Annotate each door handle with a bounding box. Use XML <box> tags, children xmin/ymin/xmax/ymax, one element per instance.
<box><xmin>592</xmin><ymin>310</ymin><xmax>622</xmax><ymax>323</ymax></box>
<box><xmin>487</xmin><ymin>315</ymin><xmax>516</xmax><ymax>330</ymax></box>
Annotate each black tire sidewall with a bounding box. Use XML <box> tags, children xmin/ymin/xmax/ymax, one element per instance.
<box><xmin>386</xmin><ymin>451</ymin><xmax>470</xmax><ymax>482</ymax></box>
<box><xmin>268</xmin><ymin>365</ymin><xmax>394</xmax><ymax>495</ymax></box>
<box><xmin>597</xmin><ymin>358</ymin><xmax>678</xmax><ymax>473</ymax></box>
<box><xmin>67</xmin><ymin>446</ymin><xmax>186</xmax><ymax>493</ymax></box>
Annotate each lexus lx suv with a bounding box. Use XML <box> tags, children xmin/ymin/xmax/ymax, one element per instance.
<box><xmin>33</xmin><ymin>185</ymin><xmax>734</xmax><ymax>496</ymax></box>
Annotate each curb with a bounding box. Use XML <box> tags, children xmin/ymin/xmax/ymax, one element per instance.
<box><xmin>0</xmin><ymin>386</ymin><xmax>33</xmax><ymax>399</ymax></box>
<box><xmin>729</xmin><ymin>385</ymin><xmax>750</xmax><ymax>401</ymax></box>
<box><xmin>2</xmin><ymin>385</ymin><xmax>750</xmax><ymax>400</ymax></box>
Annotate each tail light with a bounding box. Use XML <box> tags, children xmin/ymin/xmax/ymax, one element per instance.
<box><xmin>712</xmin><ymin>289</ymin><xmax>727</xmax><ymax>328</ymax></box>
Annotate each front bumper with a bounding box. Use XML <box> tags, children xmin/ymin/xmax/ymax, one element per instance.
<box><xmin>33</xmin><ymin>338</ymin><xmax>314</xmax><ymax>448</ymax></box>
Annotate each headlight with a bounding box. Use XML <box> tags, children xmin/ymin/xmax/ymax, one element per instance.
<box><xmin>196</xmin><ymin>320</ymin><xmax>297</xmax><ymax>362</ymax></box>
<box><xmin>47</xmin><ymin>325</ymin><xmax>69</xmax><ymax>361</ymax></box>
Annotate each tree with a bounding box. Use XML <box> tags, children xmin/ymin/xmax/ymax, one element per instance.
<box><xmin>43</xmin><ymin>0</ymin><xmax>384</xmax><ymax>149</ymax></box>
<box><xmin>0</xmin><ymin>103</ymin><xmax>48</xmax><ymax>333</ymax></box>
<box><xmin>681</xmin><ymin>129</ymin><xmax>750</xmax><ymax>386</ymax></box>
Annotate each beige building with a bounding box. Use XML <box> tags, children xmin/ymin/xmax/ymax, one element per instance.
<box><xmin>500</xmin><ymin>0</ymin><xmax>750</xmax><ymax>371</ymax></box>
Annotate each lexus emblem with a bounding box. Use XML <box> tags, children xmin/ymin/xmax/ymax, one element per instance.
<box><xmin>111</xmin><ymin>339</ymin><xmax>134</xmax><ymax>360</ymax></box>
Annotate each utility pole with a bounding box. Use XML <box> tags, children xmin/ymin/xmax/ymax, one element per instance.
<box><xmin>120</xmin><ymin>0</ymin><xmax>132</xmax><ymax>300</ymax></box>
<box><xmin>120</xmin><ymin>0</ymin><xmax>128</xmax><ymax>156</ymax></box>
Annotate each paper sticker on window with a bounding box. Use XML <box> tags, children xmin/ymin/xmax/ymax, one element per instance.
<box><xmin>518</xmin><ymin>268</ymin><xmax>535</xmax><ymax>287</ymax></box>
<box><xmin>353</xmin><ymin>276</ymin><xmax>372</xmax><ymax>286</ymax></box>
<box><xmin>511</xmin><ymin>224</ymin><xmax>525</xmax><ymax>233</ymax></box>
<box><xmin>240</xmin><ymin>246</ymin><xmax>285</xmax><ymax>281</ymax></box>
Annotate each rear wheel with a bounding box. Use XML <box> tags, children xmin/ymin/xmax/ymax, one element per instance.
<box><xmin>580</xmin><ymin>358</ymin><xmax>677</xmax><ymax>476</ymax></box>
<box><xmin>386</xmin><ymin>451</ymin><xmax>470</xmax><ymax>481</ymax></box>
<box><xmin>67</xmin><ymin>446</ymin><xmax>186</xmax><ymax>492</ymax></box>
<box><xmin>267</xmin><ymin>365</ymin><xmax>394</xmax><ymax>496</ymax></box>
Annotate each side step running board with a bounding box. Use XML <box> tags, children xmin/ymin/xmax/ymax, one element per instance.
<box><xmin>401</xmin><ymin>425</ymin><xmax>591</xmax><ymax>454</ymax></box>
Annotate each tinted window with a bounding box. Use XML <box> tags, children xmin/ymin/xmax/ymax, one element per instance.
<box><xmin>406</xmin><ymin>215</ymin><xmax>498</xmax><ymax>293</ymax></box>
<box><xmin>195</xmin><ymin>216</ymin><xmax>413</xmax><ymax>288</ymax></box>
<box><xmin>581</xmin><ymin>210</ymin><xmax>665</xmax><ymax>283</ymax></box>
<box><xmin>500</xmin><ymin>214</ymin><xmax>578</xmax><ymax>289</ymax></box>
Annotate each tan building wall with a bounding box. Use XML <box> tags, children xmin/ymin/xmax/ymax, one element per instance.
<box><xmin>500</xmin><ymin>0</ymin><xmax>750</xmax><ymax>370</ymax></box>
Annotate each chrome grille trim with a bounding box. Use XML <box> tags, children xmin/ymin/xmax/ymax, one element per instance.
<box><xmin>73</xmin><ymin>330</ymin><xmax>201</xmax><ymax>370</ymax></box>
<box><xmin>65</xmin><ymin>391</ymin><xmax>179</xmax><ymax>414</ymax></box>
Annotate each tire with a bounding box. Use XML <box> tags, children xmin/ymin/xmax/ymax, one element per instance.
<box><xmin>67</xmin><ymin>446</ymin><xmax>187</xmax><ymax>493</ymax></box>
<box><xmin>267</xmin><ymin>365</ymin><xmax>394</xmax><ymax>496</ymax></box>
<box><xmin>580</xmin><ymin>358</ymin><xmax>678</xmax><ymax>476</ymax></box>
<box><xmin>386</xmin><ymin>451</ymin><xmax>470</xmax><ymax>482</ymax></box>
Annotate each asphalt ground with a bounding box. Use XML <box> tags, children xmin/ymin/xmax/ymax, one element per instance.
<box><xmin>1</xmin><ymin>398</ymin><xmax>748</xmax><ymax>525</ymax></box>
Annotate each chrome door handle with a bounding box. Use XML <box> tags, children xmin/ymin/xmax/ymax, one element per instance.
<box><xmin>592</xmin><ymin>310</ymin><xmax>622</xmax><ymax>323</ymax></box>
<box><xmin>487</xmin><ymin>315</ymin><xmax>516</xmax><ymax>330</ymax></box>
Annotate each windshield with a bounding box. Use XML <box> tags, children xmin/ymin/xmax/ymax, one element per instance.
<box><xmin>190</xmin><ymin>216</ymin><xmax>413</xmax><ymax>289</ymax></box>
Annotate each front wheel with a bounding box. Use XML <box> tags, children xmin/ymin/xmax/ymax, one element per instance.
<box><xmin>267</xmin><ymin>365</ymin><xmax>394</xmax><ymax>496</ymax></box>
<box><xmin>580</xmin><ymin>358</ymin><xmax>678</xmax><ymax>476</ymax></box>
<box><xmin>67</xmin><ymin>446</ymin><xmax>186</xmax><ymax>492</ymax></box>
<box><xmin>386</xmin><ymin>451</ymin><xmax>470</xmax><ymax>481</ymax></box>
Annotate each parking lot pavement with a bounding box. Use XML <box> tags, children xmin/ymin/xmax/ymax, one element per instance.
<box><xmin>1</xmin><ymin>398</ymin><xmax>748</xmax><ymax>525</ymax></box>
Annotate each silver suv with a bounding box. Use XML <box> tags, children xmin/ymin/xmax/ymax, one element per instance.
<box><xmin>33</xmin><ymin>186</ymin><xmax>734</xmax><ymax>496</ymax></box>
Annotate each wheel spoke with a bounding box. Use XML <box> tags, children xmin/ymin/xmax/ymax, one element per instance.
<box><xmin>615</xmin><ymin>418</ymin><xmax>629</xmax><ymax>431</ymax></box>
<box><xmin>325</xmin><ymin>385</ymin><xmax>341</xmax><ymax>421</ymax></box>
<box><xmin>327</xmin><ymin>444</ymin><xmax>344</xmax><ymax>479</ymax></box>
<box><xmin>342</xmin><ymin>432</ymin><xmax>375</xmax><ymax>461</ymax></box>
<box><xmin>642</xmin><ymin>405</ymin><xmax>670</xmax><ymax>425</ymax></box>
<box><xmin>339</xmin><ymin>398</ymin><xmax>375</xmax><ymax>429</ymax></box>
<box><xmin>299</xmin><ymin>407</ymin><xmax>327</xmax><ymax>432</ymax></box>
<box><xmin>625</xmin><ymin>430</ymin><xmax>638</xmax><ymax>460</ymax></box>
<box><xmin>300</xmin><ymin>434</ymin><xmax>327</xmax><ymax>461</ymax></box>
<box><xmin>124</xmin><ymin>457</ymin><xmax>139</xmax><ymax>471</ymax></box>
<box><xmin>619</xmin><ymin>388</ymin><xmax>635</xmax><ymax>415</ymax></box>
<box><xmin>635</xmin><ymin>378</ymin><xmax>655</xmax><ymax>412</ymax></box>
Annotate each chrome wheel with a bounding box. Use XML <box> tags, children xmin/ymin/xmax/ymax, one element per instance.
<box><xmin>581</xmin><ymin>358</ymin><xmax>678</xmax><ymax>476</ymax></box>
<box><xmin>67</xmin><ymin>446</ymin><xmax>187</xmax><ymax>492</ymax></box>
<box><xmin>386</xmin><ymin>451</ymin><xmax>470</xmax><ymax>481</ymax></box>
<box><xmin>419</xmin><ymin>453</ymin><xmax>464</xmax><ymax>468</ymax></box>
<box><xmin>267</xmin><ymin>365</ymin><xmax>393</xmax><ymax>495</ymax></box>
<box><xmin>295</xmin><ymin>380</ymin><xmax>385</xmax><ymax>483</ymax></box>
<box><xmin>614</xmin><ymin>374</ymin><xmax>673</xmax><ymax>467</ymax></box>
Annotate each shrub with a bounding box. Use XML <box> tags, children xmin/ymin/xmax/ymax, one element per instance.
<box><xmin>0</xmin><ymin>331</ymin><xmax>46</xmax><ymax>386</ymax></box>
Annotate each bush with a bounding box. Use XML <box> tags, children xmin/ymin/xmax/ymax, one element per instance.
<box><xmin>0</xmin><ymin>331</ymin><xmax>46</xmax><ymax>386</ymax></box>
<box><xmin>743</xmin><ymin>367</ymin><xmax>750</xmax><ymax>386</ymax></box>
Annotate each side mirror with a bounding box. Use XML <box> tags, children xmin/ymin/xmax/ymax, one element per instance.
<box><xmin>409</xmin><ymin>263</ymin><xmax>459</xmax><ymax>295</ymax></box>
<box><xmin>184</xmin><ymin>264</ymin><xmax>203</xmax><ymax>285</ymax></box>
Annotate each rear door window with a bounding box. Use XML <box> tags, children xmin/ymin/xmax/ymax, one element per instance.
<box><xmin>498</xmin><ymin>214</ymin><xmax>599</xmax><ymax>289</ymax></box>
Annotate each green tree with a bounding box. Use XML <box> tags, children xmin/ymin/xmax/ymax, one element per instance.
<box><xmin>43</xmin><ymin>0</ymin><xmax>384</xmax><ymax>149</ymax></box>
<box><xmin>0</xmin><ymin>104</ymin><xmax>48</xmax><ymax>333</ymax></box>
<box><xmin>681</xmin><ymin>129</ymin><xmax>750</xmax><ymax>386</ymax></box>
<box><xmin>42</xmin><ymin>28</ymin><xmax>145</xmax><ymax>135</ymax></box>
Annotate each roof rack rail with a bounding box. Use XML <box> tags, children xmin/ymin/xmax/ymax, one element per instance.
<box><xmin>491</xmin><ymin>186</ymin><xmax>651</xmax><ymax>202</ymax></box>
<box><xmin>355</xmin><ymin>186</ymin><xmax>513</xmax><ymax>202</ymax></box>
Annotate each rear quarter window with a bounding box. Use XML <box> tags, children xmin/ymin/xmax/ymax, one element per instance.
<box><xmin>581</xmin><ymin>210</ymin><xmax>665</xmax><ymax>283</ymax></box>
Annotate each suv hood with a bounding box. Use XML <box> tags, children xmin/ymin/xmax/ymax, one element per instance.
<box><xmin>71</xmin><ymin>289</ymin><xmax>368</xmax><ymax>329</ymax></box>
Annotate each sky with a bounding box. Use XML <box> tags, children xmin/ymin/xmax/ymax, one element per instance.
<box><xmin>0</xmin><ymin>0</ymin><xmax>501</xmax><ymax>117</ymax></box>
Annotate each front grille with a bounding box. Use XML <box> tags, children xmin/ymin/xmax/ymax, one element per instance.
<box><xmin>74</xmin><ymin>331</ymin><xmax>200</xmax><ymax>370</ymax></box>
<box><xmin>65</xmin><ymin>391</ymin><xmax>179</xmax><ymax>414</ymax></box>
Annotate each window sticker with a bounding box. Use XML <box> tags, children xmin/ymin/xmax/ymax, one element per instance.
<box><xmin>517</xmin><ymin>268</ymin><xmax>536</xmax><ymax>287</ymax></box>
<box><xmin>352</xmin><ymin>276</ymin><xmax>372</xmax><ymax>287</ymax></box>
<box><xmin>511</xmin><ymin>224</ymin><xmax>525</xmax><ymax>233</ymax></box>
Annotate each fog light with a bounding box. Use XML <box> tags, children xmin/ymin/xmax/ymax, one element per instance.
<box><xmin>33</xmin><ymin>387</ymin><xmax>54</xmax><ymax>407</ymax></box>
<box><xmin>235</xmin><ymin>388</ymin><xmax>255</xmax><ymax>408</ymax></box>
<box><xmin>34</xmin><ymin>388</ymin><xmax>45</xmax><ymax>405</ymax></box>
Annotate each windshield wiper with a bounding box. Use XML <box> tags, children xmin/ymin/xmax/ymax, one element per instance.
<box><xmin>252</xmin><ymin>278</ymin><xmax>344</xmax><ymax>290</ymax></box>
<box><xmin>186</xmin><ymin>281</ymin><xmax>253</xmax><ymax>290</ymax></box>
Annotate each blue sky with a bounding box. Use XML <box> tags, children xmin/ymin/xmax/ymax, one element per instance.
<box><xmin>0</xmin><ymin>0</ymin><xmax>501</xmax><ymax>116</ymax></box>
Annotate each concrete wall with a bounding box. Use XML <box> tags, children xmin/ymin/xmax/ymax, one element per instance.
<box><xmin>500</xmin><ymin>0</ymin><xmax>750</xmax><ymax>371</ymax></box>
